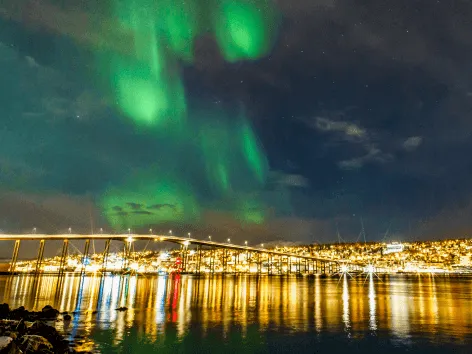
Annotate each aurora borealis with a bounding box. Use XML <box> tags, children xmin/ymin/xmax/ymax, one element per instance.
<box><xmin>2</xmin><ymin>0</ymin><xmax>472</xmax><ymax>248</ymax></box>
<box><xmin>95</xmin><ymin>0</ymin><xmax>279</xmax><ymax>229</ymax></box>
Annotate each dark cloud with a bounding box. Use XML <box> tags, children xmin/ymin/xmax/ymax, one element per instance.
<box><xmin>126</xmin><ymin>203</ymin><xmax>142</xmax><ymax>210</ymax></box>
<box><xmin>148</xmin><ymin>204</ymin><xmax>176</xmax><ymax>210</ymax></box>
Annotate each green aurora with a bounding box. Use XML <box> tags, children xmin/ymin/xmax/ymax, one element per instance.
<box><xmin>98</xmin><ymin>0</ymin><xmax>281</xmax><ymax>230</ymax></box>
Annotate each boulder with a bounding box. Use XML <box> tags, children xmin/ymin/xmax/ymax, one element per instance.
<box><xmin>27</xmin><ymin>321</ymin><xmax>69</xmax><ymax>353</ymax></box>
<box><xmin>0</xmin><ymin>305</ymin><xmax>9</xmax><ymax>320</ymax></box>
<box><xmin>0</xmin><ymin>336</ymin><xmax>20</xmax><ymax>354</ymax></box>
<box><xmin>19</xmin><ymin>334</ymin><xmax>53</xmax><ymax>353</ymax></box>
<box><xmin>9</xmin><ymin>307</ymin><xmax>28</xmax><ymax>321</ymax></box>
<box><xmin>40</xmin><ymin>306</ymin><xmax>59</xmax><ymax>320</ymax></box>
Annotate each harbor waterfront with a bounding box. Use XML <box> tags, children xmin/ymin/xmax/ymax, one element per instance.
<box><xmin>3</xmin><ymin>237</ymin><xmax>472</xmax><ymax>275</ymax></box>
<box><xmin>1</xmin><ymin>273</ymin><xmax>472</xmax><ymax>353</ymax></box>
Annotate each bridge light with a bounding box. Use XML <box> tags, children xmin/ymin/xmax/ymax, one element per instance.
<box><xmin>341</xmin><ymin>265</ymin><xmax>348</xmax><ymax>273</ymax></box>
<box><xmin>187</xmin><ymin>232</ymin><xmax>191</xmax><ymax>238</ymax></box>
<box><xmin>245</xmin><ymin>241</ymin><xmax>248</xmax><ymax>246</ymax></box>
<box><xmin>128</xmin><ymin>228</ymin><xmax>131</xmax><ymax>234</ymax></box>
<box><xmin>227</xmin><ymin>238</ymin><xmax>231</xmax><ymax>243</ymax></box>
<box><xmin>365</xmin><ymin>265</ymin><xmax>374</xmax><ymax>274</ymax></box>
<box><xmin>100</xmin><ymin>228</ymin><xmax>103</xmax><ymax>234</ymax></box>
<box><xmin>169</xmin><ymin>230</ymin><xmax>172</xmax><ymax>235</ymax></box>
<box><xmin>68</xmin><ymin>227</ymin><xmax>72</xmax><ymax>234</ymax></box>
<box><xmin>127</xmin><ymin>236</ymin><xmax>134</xmax><ymax>243</ymax></box>
<box><xmin>149</xmin><ymin>229</ymin><xmax>153</xmax><ymax>234</ymax></box>
<box><xmin>208</xmin><ymin>235</ymin><xmax>212</xmax><ymax>241</ymax></box>
<box><xmin>189</xmin><ymin>250</ymin><xmax>196</xmax><ymax>256</ymax></box>
<box><xmin>183</xmin><ymin>240</ymin><xmax>190</xmax><ymax>247</ymax></box>
<box><xmin>33</xmin><ymin>227</ymin><xmax>36</xmax><ymax>234</ymax></box>
<box><xmin>261</xmin><ymin>243</ymin><xmax>264</xmax><ymax>248</ymax></box>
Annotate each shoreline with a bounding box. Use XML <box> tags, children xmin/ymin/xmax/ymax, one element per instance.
<box><xmin>0</xmin><ymin>304</ymin><xmax>75</xmax><ymax>354</ymax></box>
<box><xmin>1</xmin><ymin>271</ymin><xmax>472</xmax><ymax>277</ymax></box>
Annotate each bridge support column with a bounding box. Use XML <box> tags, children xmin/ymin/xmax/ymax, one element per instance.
<box><xmin>257</xmin><ymin>253</ymin><xmax>261</xmax><ymax>274</ymax></box>
<box><xmin>197</xmin><ymin>246</ymin><xmax>202</xmax><ymax>274</ymax></box>
<box><xmin>58</xmin><ymin>240</ymin><xmax>69</xmax><ymax>275</ymax></box>
<box><xmin>9</xmin><ymin>240</ymin><xmax>21</xmax><ymax>273</ymax></box>
<box><xmin>35</xmin><ymin>240</ymin><xmax>45</xmax><ymax>274</ymax></box>
<box><xmin>246</xmin><ymin>251</ymin><xmax>250</xmax><ymax>273</ymax></box>
<box><xmin>81</xmin><ymin>239</ymin><xmax>90</xmax><ymax>274</ymax></box>
<box><xmin>210</xmin><ymin>248</ymin><xmax>215</xmax><ymax>274</ymax></box>
<box><xmin>102</xmin><ymin>239</ymin><xmax>111</xmax><ymax>271</ymax></box>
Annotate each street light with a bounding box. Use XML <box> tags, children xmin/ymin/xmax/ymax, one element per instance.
<box><xmin>169</xmin><ymin>230</ymin><xmax>172</xmax><ymax>235</ymax></box>
<box><xmin>227</xmin><ymin>238</ymin><xmax>231</xmax><ymax>243</ymax></box>
<box><xmin>100</xmin><ymin>228</ymin><xmax>103</xmax><ymax>234</ymax></box>
<box><xmin>208</xmin><ymin>235</ymin><xmax>212</xmax><ymax>241</ymax></box>
<box><xmin>187</xmin><ymin>232</ymin><xmax>191</xmax><ymax>239</ymax></box>
<box><xmin>149</xmin><ymin>228</ymin><xmax>153</xmax><ymax>234</ymax></box>
<box><xmin>33</xmin><ymin>227</ymin><xmax>36</xmax><ymax>234</ymax></box>
<box><xmin>245</xmin><ymin>241</ymin><xmax>248</xmax><ymax>246</ymax></box>
<box><xmin>261</xmin><ymin>243</ymin><xmax>264</xmax><ymax>248</ymax></box>
<box><xmin>127</xmin><ymin>236</ymin><xmax>134</xmax><ymax>243</ymax></box>
<box><xmin>68</xmin><ymin>227</ymin><xmax>72</xmax><ymax>234</ymax></box>
<box><xmin>128</xmin><ymin>228</ymin><xmax>131</xmax><ymax>234</ymax></box>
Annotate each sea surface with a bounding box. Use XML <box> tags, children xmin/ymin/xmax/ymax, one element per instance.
<box><xmin>1</xmin><ymin>273</ymin><xmax>472</xmax><ymax>353</ymax></box>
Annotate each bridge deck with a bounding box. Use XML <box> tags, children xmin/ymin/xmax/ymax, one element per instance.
<box><xmin>0</xmin><ymin>234</ymin><xmax>341</xmax><ymax>263</ymax></box>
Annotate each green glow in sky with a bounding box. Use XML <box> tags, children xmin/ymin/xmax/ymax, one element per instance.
<box><xmin>101</xmin><ymin>171</ymin><xmax>200</xmax><ymax>230</ymax></box>
<box><xmin>241</xmin><ymin>120</ymin><xmax>268</xmax><ymax>183</ymax></box>
<box><xmin>237</xmin><ymin>196</ymin><xmax>265</xmax><ymax>224</ymax></box>
<box><xmin>214</xmin><ymin>0</ymin><xmax>279</xmax><ymax>62</ymax></box>
<box><xmin>97</xmin><ymin>0</ymin><xmax>280</xmax><ymax>230</ymax></box>
<box><xmin>158</xmin><ymin>0</ymin><xmax>200</xmax><ymax>61</ymax></box>
<box><xmin>197</xmin><ymin>110</ymin><xmax>268</xmax><ymax>195</ymax></box>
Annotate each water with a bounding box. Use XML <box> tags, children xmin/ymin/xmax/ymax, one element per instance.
<box><xmin>1</xmin><ymin>274</ymin><xmax>472</xmax><ymax>353</ymax></box>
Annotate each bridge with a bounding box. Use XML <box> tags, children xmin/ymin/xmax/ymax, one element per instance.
<box><xmin>0</xmin><ymin>233</ymin><xmax>364</xmax><ymax>275</ymax></box>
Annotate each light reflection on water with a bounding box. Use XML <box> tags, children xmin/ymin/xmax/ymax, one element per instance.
<box><xmin>1</xmin><ymin>274</ymin><xmax>472</xmax><ymax>353</ymax></box>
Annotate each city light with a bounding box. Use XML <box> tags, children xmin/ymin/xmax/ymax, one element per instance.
<box><xmin>159</xmin><ymin>252</ymin><xmax>170</xmax><ymax>260</ymax></box>
<box><xmin>127</xmin><ymin>236</ymin><xmax>134</xmax><ymax>243</ymax></box>
<box><xmin>341</xmin><ymin>265</ymin><xmax>348</xmax><ymax>273</ymax></box>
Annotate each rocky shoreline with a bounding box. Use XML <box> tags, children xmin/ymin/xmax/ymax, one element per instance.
<box><xmin>0</xmin><ymin>304</ymin><xmax>79</xmax><ymax>354</ymax></box>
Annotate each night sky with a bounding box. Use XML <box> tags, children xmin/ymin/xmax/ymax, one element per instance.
<box><xmin>1</xmin><ymin>0</ymin><xmax>472</xmax><ymax>255</ymax></box>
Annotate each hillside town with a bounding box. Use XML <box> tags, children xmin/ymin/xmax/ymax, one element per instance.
<box><xmin>11</xmin><ymin>238</ymin><xmax>472</xmax><ymax>275</ymax></box>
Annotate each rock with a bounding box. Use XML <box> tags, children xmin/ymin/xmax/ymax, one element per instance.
<box><xmin>0</xmin><ymin>305</ymin><xmax>9</xmax><ymax>320</ymax></box>
<box><xmin>14</xmin><ymin>320</ymin><xmax>26</xmax><ymax>335</ymax></box>
<box><xmin>0</xmin><ymin>336</ymin><xmax>20</xmax><ymax>354</ymax></box>
<box><xmin>41</xmin><ymin>306</ymin><xmax>59</xmax><ymax>320</ymax></box>
<box><xmin>115</xmin><ymin>307</ymin><xmax>128</xmax><ymax>311</ymax></box>
<box><xmin>63</xmin><ymin>314</ymin><xmax>71</xmax><ymax>321</ymax></box>
<box><xmin>19</xmin><ymin>334</ymin><xmax>53</xmax><ymax>353</ymax></box>
<box><xmin>10</xmin><ymin>307</ymin><xmax>28</xmax><ymax>321</ymax></box>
